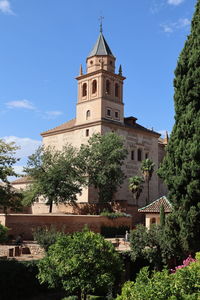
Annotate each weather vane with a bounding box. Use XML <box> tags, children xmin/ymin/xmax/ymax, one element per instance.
<box><xmin>99</xmin><ymin>15</ymin><xmax>104</xmax><ymax>33</ymax></box>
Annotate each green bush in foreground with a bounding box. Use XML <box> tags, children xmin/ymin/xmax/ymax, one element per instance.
<box><xmin>116</xmin><ymin>252</ymin><xmax>200</xmax><ymax>300</ymax></box>
<box><xmin>38</xmin><ymin>228</ymin><xmax>123</xmax><ymax>300</ymax></box>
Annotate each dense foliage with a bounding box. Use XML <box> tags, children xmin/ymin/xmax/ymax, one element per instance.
<box><xmin>24</xmin><ymin>145</ymin><xmax>85</xmax><ymax>212</ymax></box>
<box><xmin>0</xmin><ymin>139</ymin><xmax>23</xmax><ymax>212</ymax></box>
<box><xmin>117</xmin><ymin>252</ymin><xmax>200</xmax><ymax>300</ymax></box>
<box><xmin>38</xmin><ymin>229</ymin><xmax>123</xmax><ymax>300</ymax></box>
<box><xmin>128</xmin><ymin>176</ymin><xmax>144</xmax><ymax>205</ymax></box>
<box><xmin>129</xmin><ymin>224</ymin><xmax>171</xmax><ymax>270</ymax></box>
<box><xmin>33</xmin><ymin>226</ymin><xmax>64</xmax><ymax>252</ymax></box>
<box><xmin>141</xmin><ymin>159</ymin><xmax>155</xmax><ymax>204</ymax></box>
<box><xmin>100</xmin><ymin>210</ymin><xmax>131</xmax><ymax>219</ymax></box>
<box><xmin>158</xmin><ymin>0</ymin><xmax>200</xmax><ymax>255</ymax></box>
<box><xmin>0</xmin><ymin>260</ymin><xmax>51</xmax><ymax>300</ymax></box>
<box><xmin>0</xmin><ymin>224</ymin><xmax>8</xmax><ymax>243</ymax></box>
<box><xmin>79</xmin><ymin>133</ymin><xmax>128</xmax><ymax>202</ymax></box>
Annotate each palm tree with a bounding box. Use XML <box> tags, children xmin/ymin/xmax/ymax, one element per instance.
<box><xmin>141</xmin><ymin>158</ymin><xmax>155</xmax><ymax>204</ymax></box>
<box><xmin>128</xmin><ymin>176</ymin><xmax>144</xmax><ymax>205</ymax></box>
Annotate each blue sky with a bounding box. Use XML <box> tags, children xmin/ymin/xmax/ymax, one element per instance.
<box><xmin>0</xmin><ymin>0</ymin><xmax>197</xmax><ymax>174</ymax></box>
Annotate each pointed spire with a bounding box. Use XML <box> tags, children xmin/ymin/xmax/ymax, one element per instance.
<box><xmin>79</xmin><ymin>64</ymin><xmax>83</xmax><ymax>76</ymax></box>
<box><xmin>118</xmin><ymin>65</ymin><xmax>122</xmax><ymax>76</ymax></box>
<box><xmin>88</xmin><ymin>32</ymin><xmax>114</xmax><ymax>58</ymax></box>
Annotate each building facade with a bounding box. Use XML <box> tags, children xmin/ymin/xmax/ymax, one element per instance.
<box><xmin>41</xmin><ymin>30</ymin><xmax>167</xmax><ymax>207</ymax></box>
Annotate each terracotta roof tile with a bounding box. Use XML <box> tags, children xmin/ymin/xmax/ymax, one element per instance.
<box><xmin>138</xmin><ymin>196</ymin><xmax>172</xmax><ymax>213</ymax></box>
<box><xmin>41</xmin><ymin>119</ymin><xmax>76</xmax><ymax>135</ymax></box>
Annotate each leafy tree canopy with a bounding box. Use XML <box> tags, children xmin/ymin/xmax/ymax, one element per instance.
<box><xmin>117</xmin><ymin>252</ymin><xmax>200</xmax><ymax>300</ymax></box>
<box><xmin>158</xmin><ymin>0</ymin><xmax>200</xmax><ymax>254</ymax></box>
<box><xmin>38</xmin><ymin>228</ymin><xmax>123</xmax><ymax>300</ymax></box>
<box><xmin>24</xmin><ymin>145</ymin><xmax>86</xmax><ymax>212</ymax></box>
<box><xmin>0</xmin><ymin>139</ymin><xmax>19</xmax><ymax>182</ymax></box>
<box><xmin>0</xmin><ymin>139</ymin><xmax>22</xmax><ymax>212</ymax></box>
<box><xmin>79</xmin><ymin>133</ymin><xmax>128</xmax><ymax>203</ymax></box>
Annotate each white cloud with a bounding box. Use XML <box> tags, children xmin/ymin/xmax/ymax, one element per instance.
<box><xmin>6</xmin><ymin>100</ymin><xmax>35</xmax><ymax>110</ymax></box>
<box><xmin>44</xmin><ymin>110</ymin><xmax>63</xmax><ymax>119</ymax></box>
<box><xmin>13</xmin><ymin>165</ymin><xmax>25</xmax><ymax>175</ymax></box>
<box><xmin>0</xmin><ymin>0</ymin><xmax>14</xmax><ymax>15</ymax></box>
<box><xmin>167</xmin><ymin>0</ymin><xmax>184</xmax><ymax>6</ymax></box>
<box><xmin>2</xmin><ymin>136</ymin><xmax>41</xmax><ymax>159</ymax></box>
<box><xmin>161</xmin><ymin>18</ymin><xmax>190</xmax><ymax>33</ymax></box>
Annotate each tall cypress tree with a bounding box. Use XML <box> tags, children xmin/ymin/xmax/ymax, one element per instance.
<box><xmin>158</xmin><ymin>0</ymin><xmax>200</xmax><ymax>255</ymax></box>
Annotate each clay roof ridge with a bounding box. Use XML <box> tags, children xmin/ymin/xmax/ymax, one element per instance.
<box><xmin>138</xmin><ymin>196</ymin><xmax>172</xmax><ymax>212</ymax></box>
<box><xmin>41</xmin><ymin>118</ymin><xmax>76</xmax><ymax>135</ymax></box>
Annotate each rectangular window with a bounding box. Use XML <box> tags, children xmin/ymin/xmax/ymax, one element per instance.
<box><xmin>138</xmin><ymin>149</ymin><xmax>142</xmax><ymax>161</ymax></box>
<box><xmin>145</xmin><ymin>153</ymin><xmax>149</xmax><ymax>159</ymax></box>
<box><xmin>86</xmin><ymin>129</ymin><xmax>89</xmax><ymax>137</ymax></box>
<box><xmin>131</xmin><ymin>150</ymin><xmax>134</xmax><ymax>160</ymax></box>
<box><xmin>115</xmin><ymin>111</ymin><xmax>119</xmax><ymax>119</ymax></box>
<box><xmin>107</xmin><ymin>109</ymin><xmax>111</xmax><ymax>117</ymax></box>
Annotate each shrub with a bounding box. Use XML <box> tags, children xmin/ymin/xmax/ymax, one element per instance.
<box><xmin>38</xmin><ymin>228</ymin><xmax>123</xmax><ymax>299</ymax></box>
<box><xmin>0</xmin><ymin>224</ymin><xmax>8</xmax><ymax>243</ymax></box>
<box><xmin>117</xmin><ymin>252</ymin><xmax>200</xmax><ymax>300</ymax></box>
<box><xmin>100</xmin><ymin>210</ymin><xmax>131</xmax><ymax>219</ymax></box>
<box><xmin>33</xmin><ymin>225</ymin><xmax>64</xmax><ymax>251</ymax></box>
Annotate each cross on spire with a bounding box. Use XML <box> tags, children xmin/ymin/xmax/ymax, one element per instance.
<box><xmin>99</xmin><ymin>15</ymin><xmax>104</xmax><ymax>33</ymax></box>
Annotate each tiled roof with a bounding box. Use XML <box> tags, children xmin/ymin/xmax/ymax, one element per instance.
<box><xmin>41</xmin><ymin>119</ymin><xmax>76</xmax><ymax>135</ymax></box>
<box><xmin>138</xmin><ymin>196</ymin><xmax>172</xmax><ymax>213</ymax></box>
<box><xmin>11</xmin><ymin>176</ymin><xmax>33</xmax><ymax>184</ymax></box>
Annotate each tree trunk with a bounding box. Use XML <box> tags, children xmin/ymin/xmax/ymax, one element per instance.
<box><xmin>147</xmin><ymin>180</ymin><xmax>150</xmax><ymax>205</ymax></box>
<box><xmin>49</xmin><ymin>199</ymin><xmax>53</xmax><ymax>213</ymax></box>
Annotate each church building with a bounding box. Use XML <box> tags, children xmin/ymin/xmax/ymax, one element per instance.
<box><xmin>40</xmin><ymin>29</ymin><xmax>167</xmax><ymax>208</ymax></box>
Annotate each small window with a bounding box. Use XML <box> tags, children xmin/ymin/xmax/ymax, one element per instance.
<box><xmin>92</xmin><ymin>80</ymin><xmax>97</xmax><ymax>94</ymax></box>
<box><xmin>107</xmin><ymin>109</ymin><xmax>111</xmax><ymax>117</ymax></box>
<box><xmin>90</xmin><ymin>60</ymin><xmax>93</xmax><ymax>65</ymax></box>
<box><xmin>137</xmin><ymin>149</ymin><xmax>142</xmax><ymax>161</ymax></box>
<box><xmin>115</xmin><ymin>83</ymin><xmax>119</xmax><ymax>97</ymax></box>
<box><xmin>86</xmin><ymin>110</ymin><xmax>90</xmax><ymax>120</ymax></box>
<box><xmin>131</xmin><ymin>150</ymin><xmax>134</xmax><ymax>160</ymax></box>
<box><xmin>86</xmin><ymin>129</ymin><xmax>89</xmax><ymax>137</ymax></box>
<box><xmin>110</xmin><ymin>60</ymin><xmax>113</xmax><ymax>65</ymax></box>
<box><xmin>151</xmin><ymin>218</ymin><xmax>156</xmax><ymax>225</ymax></box>
<box><xmin>106</xmin><ymin>80</ymin><xmax>110</xmax><ymax>95</ymax></box>
<box><xmin>145</xmin><ymin>153</ymin><xmax>149</xmax><ymax>159</ymax></box>
<box><xmin>82</xmin><ymin>83</ymin><xmax>87</xmax><ymax>97</ymax></box>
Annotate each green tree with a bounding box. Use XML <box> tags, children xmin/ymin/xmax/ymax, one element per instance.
<box><xmin>0</xmin><ymin>139</ymin><xmax>19</xmax><ymax>182</ymax></box>
<box><xmin>24</xmin><ymin>145</ymin><xmax>86</xmax><ymax>213</ymax></box>
<box><xmin>160</xmin><ymin>204</ymin><xmax>165</xmax><ymax>228</ymax></box>
<box><xmin>0</xmin><ymin>184</ymin><xmax>22</xmax><ymax>213</ymax></box>
<box><xmin>158</xmin><ymin>0</ymin><xmax>200</xmax><ymax>255</ymax></box>
<box><xmin>0</xmin><ymin>139</ymin><xmax>22</xmax><ymax>212</ymax></box>
<box><xmin>130</xmin><ymin>224</ymin><xmax>166</xmax><ymax>270</ymax></box>
<box><xmin>38</xmin><ymin>229</ymin><xmax>123</xmax><ymax>300</ymax></box>
<box><xmin>141</xmin><ymin>159</ymin><xmax>155</xmax><ymax>204</ymax></box>
<box><xmin>79</xmin><ymin>133</ymin><xmax>128</xmax><ymax>203</ymax></box>
<box><xmin>128</xmin><ymin>176</ymin><xmax>144</xmax><ymax>205</ymax></box>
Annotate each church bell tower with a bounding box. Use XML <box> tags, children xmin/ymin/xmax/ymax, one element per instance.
<box><xmin>75</xmin><ymin>28</ymin><xmax>126</xmax><ymax>126</ymax></box>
